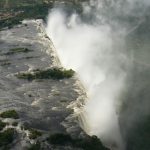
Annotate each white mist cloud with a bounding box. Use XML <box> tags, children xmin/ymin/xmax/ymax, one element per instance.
<box><xmin>46</xmin><ymin>0</ymin><xmax>150</xmax><ymax>149</ymax></box>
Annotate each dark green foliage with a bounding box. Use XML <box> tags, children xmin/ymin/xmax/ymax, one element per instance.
<box><xmin>16</xmin><ymin>72</ymin><xmax>33</xmax><ymax>80</ymax></box>
<box><xmin>16</xmin><ymin>68</ymin><xmax>75</xmax><ymax>80</ymax></box>
<box><xmin>73</xmin><ymin>136</ymin><xmax>109</xmax><ymax>150</ymax></box>
<box><xmin>21</xmin><ymin>123</ymin><xmax>30</xmax><ymax>130</ymax></box>
<box><xmin>20</xmin><ymin>123</ymin><xmax>42</xmax><ymax>139</ymax></box>
<box><xmin>18</xmin><ymin>3</ymin><xmax>52</xmax><ymax>20</ymax></box>
<box><xmin>0</xmin><ymin>62</ymin><xmax>11</xmax><ymax>66</ymax></box>
<box><xmin>47</xmin><ymin>133</ymin><xmax>109</xmax><ymax>150</ymax></box>
<box><xmin>28</xmin><ymin>142</ymin><xmax>41</xmax><ymax>150</ymax></box>
<box><xmin>10</xmin><ymin>47</ymin><xmax>32</xmax><ymax>53</ymax></box>
<box><xmin>47</xmin><ymin>133</ymin><xmax>72</xmax><ymax>145</ymax></box>
<box><xmin>0</xmin><ymin>59</ymin><xmax>11</xmax><ymax>66</ymax></box>
<box><xmin>0</xmin><ymin>128</ymin><xmax>15</xmax><ymax>147</ymax></box>
<box><xmin>0</xmin><ymin>0</ymin><xmax>88</xmax><ymax>30</ymax></box>
<box><xmin>0</xmin><ymin>110</ymin><xmax>19</xmax><ymax>119</ymax></box>
<box><xmin>4</xmin><ymin>48</ymin><xmax>32</xmax><ymax>55</ymax></box>
<box><xmin>23</xmin><ymin>56</ymin><xmax>39</xmax><ymax>59</ymax></box>
<box><xmin>29</xmin><ymin>129</ymin><xmax>42</xmax><ymax>139</ymax></box>
<box><xmin>0</xmin><ymin>3</ymin><xmax>52</xmax><ymax>30</ymax></box>
<box><xmin>0</xmin><ymin>59</ymin><xmax>9</xmax><ymax>63</ymax></box>
<box><xmin>0</xmin><ymin>18</ymin><xmax>21</xmax><ymax>30</ymax></box>
<box><xmin>0</xmin><ymin>121</ymin><xmax>6</xmax><ymax>131</ymax></box>
<box><xmin>12</xmin><ymin>122</ymin><xmax>18</xmax><ymax>127</ymax></box>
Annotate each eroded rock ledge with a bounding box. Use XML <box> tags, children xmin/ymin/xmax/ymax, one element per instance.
<box><xmin>0</xmin><ymin>20</ymin><xmax>108</xmax><ymax>150</ymax></box>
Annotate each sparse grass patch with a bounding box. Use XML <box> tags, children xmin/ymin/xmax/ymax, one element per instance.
<box><xmin>0</xmin><ymin>128</ymin><xmax>15</xmax><ymax>147</ymax></box>
<box><xmin>0</xmin><ymin>120</ymin><xmax>6</xmax><ymax>131</ymax></box>
<box><xmin>16</xmin><ymin>68</ymin><xmax>75</xmax><ymax>80</ymax></box>
<box><xmin>53</xmin><ymin>92</ymin><xmax>60</xmax><ymax>96</ymax></box>
<box><xmin>0</xmin><ymin>59</ymin><xmax>9</xmax><ymax>62</ymax></box>
<box><xmin>0</xmin><ymin>110</ymin><xmax>19</xmax><ymax>119</ymax></box>
<box><xmin>1</xmin><ymin>62</ymin><xmax>11</xmax><ymax>66</ymax></box>
<box><xmin>28</xmin><ymin>129</ymin><xmax>42</xmax><ymax>139</ymax></box>
<box><xmin>24</xmin><ymin>56</ymin><xmax>38</xmax><ymax>59</ymax></box>
<box><xmin>60</xmin><ymin>100</ymin><xmax>67</xmax><ymax>103</ymax></box>
<box><xmin>28</xmin><ymin>94</ymin><xmax>33</xmax><ymax>97</ymax></box>
<box><xmin>0</xmin><ymin>59</ymin><xmax>11</xmax><ymax>66</ymax></box>
<box><xmin>20</xmin><ymin>123</ymin><xmax>42</xmax><ymax>139</ymax></box>
<box><xmin>12</xmin><ymin>122</ymin><xmax>18</xmax><ymax>127</ymax></box>
<box><xmin>10</xmin><ymin>48</ymin><xmax>32</xmax><ymax>53</ymax></box>
<box><xmin>16</xmin><ymin>72</ymin><xmax>33</xmax><ymax>81</ymax></box>
<box><xmin>4</xmin><ymin>48</ymin><xmax>32</xmax><ymax>55</ymax></box>
<box><xmin>28</xmin><ymin>142</ymin><xmax>41</xmax><ymax>150</ymax></box>
<box><xmin>21</xmin><ymin>123</ymin><xmax>30</xmax><ymax>131</ymax></box>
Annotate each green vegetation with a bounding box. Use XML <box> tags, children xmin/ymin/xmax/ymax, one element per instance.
<box><xmin>0</xmin><ymin>0</ymin><xmax>87</xmax><ymax>30</ymax></box>
<box><xmin>0</xmin><ymin>0</ymin><xmax>53</xmax><ymax>29</ymax></box>
<box><xmin>0</xmin><ymin>121</ymin><xmax>6</xmax><ymax>131</ymax></box>
<box><xmin>4</xmin><ymin>47</ymin><xmax>32</xmax><ymax>55</ymax></box>
<box><xmin>21</xmin><ymin>123</ymin><xmax>31</xmax><ymax>131</ymax></box>
<box><xmin>20</xmin><ymin>123</ymin><xmax>42</xmax><ymax>139</ymax></box>
<box><xmin>0</xmin><ymin>62</ymin><xmax>11</xmax><ymax>66</ymax></box>
<box><xmin>60</xmin><ymin>99</ymin><xmax>67</xmax><ymax>103</ymax></box>
<box><xmin>12</xmin><ymin>122</ymin><xmax>18</xmax><ymax>127</ymax></box>
<box><xmin>0</xmin><ymin>59</ymin><xmax>9</xmax><ymax>62</ymax></box>
<box><xmin>28</xmin><ymin>129</ymin><xmax>42</xmax><ymax>139</ymax></box>
<box><xmin>0</xmin><ymin>2</ymin><xmax>53</xmax><ymax>30</ymax></box>
<box><xmin>23</xmin><ymin>56</ymin><xmax>39</xmax><ymax>59</ymax></box>
<box><xmin>0</xmin><ymin>18</ymin><xmax>22</xmax><ymax>30</ymax></box>
<box><xmin>0</xmin><ymin>59</ymin><xmax>11</xmax><ymax>66</ymax></box>
<box><xmin>47</xmin><ymin>133</ymin><xmax>109</xmax><ymax>150</ymax></box>
<box><xmin>0</xmin><ymin>128</ymin><xmax>15</xmax><ymax>147</ymax></box>
<box><xmin>74</xmin><ymin>135</ymin><xmax>109</xmax><ymax>150</ymax></box>
<box><xmin>48</xmin><ymin>133</ymin><xmax>72</xmax><ymax>145</ymax></box>
<box><xmin>28</xmin><ymin>142</ymin><xmax>41</xmax><ymax>150</ymax></box>
<box><xmin>0</xmin><ymin>110</ymin><xmax>19</xmax><ymax>119</ymax></box>
<box><xmin>10</xmin><ymin>47</ymin><xmax>32</xmax><ymax>53</ymax></box>
<box><xmin>16</xmin><ymin>68</ymin><xmax>75</xmax><ymax>80</ymax></box>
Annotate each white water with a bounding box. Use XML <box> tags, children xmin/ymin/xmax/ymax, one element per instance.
<box><xmin>46</xmin><ymin>0</ymin><xmax>150</xmax><ymax>149</ymax></box>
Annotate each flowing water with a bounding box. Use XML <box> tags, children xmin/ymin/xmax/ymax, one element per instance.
<box><xmin>0</xmin><ymin>20</ymin><xmax>85</xmax><ymax>149</ymax></box>
<box><xmin>46</xmin><ymin>0</ymin><xmax>150</xmax><ymax>149</ymax></box>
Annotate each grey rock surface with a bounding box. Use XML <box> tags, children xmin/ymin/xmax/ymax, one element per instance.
<box><xmin>0</xmin><ymin>20</ymin><xmax>86</xmax><ymax>149</ymax></box>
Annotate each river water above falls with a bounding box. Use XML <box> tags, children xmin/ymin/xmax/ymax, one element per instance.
<box><xmin>0</xmin><ymin>20</ymin><xmax>86</xmax><ymax>149</ymax></box>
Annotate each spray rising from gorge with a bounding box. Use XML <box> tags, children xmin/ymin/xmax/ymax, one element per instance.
<box><xmin>46</xmin><ymin>0</ymin><xmax>150</xmax><ymax>149</ymax></box>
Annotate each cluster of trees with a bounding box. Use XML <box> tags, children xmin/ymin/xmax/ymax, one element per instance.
<box><xmin>48</xmin><ymin>133</ymin><xmax>109</xmax><ymax>150</ymax></box>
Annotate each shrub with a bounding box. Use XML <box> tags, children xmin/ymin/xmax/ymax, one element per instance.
<box><xmin>0</xmin><ymin>120</ymin><xmax>6</xmax><ymax>131</ymax></box>
<box><xmin>12</xmin><ymin>122</ymin><xmax>18</xmax><ymax>127</ymax></box>
<box><xmin>47</xmin><ymin>133</ymin><xmax>109</xmax><ymax>150</ymax></box>
<box><xmin>0</xmin><ymin>128</ymin><xmax>15</xmax><ymax>146</ymax></box>
<box><xmin>28</xmin><ymin>142</ymin><xmax>41</xmax><ymax>150</ymax></box>
<box><xmin>4</xmin><ymin>48</ymin><xmax>32</xmax><ymax>55</ymax></box>
<box><xmin>47</xmin><ymin>133</ymin><xmax>72</xmax><ymax>145</ymax></box>
<box><xmin>0</xmin><ymin>110</ymin><xmax>19</xmax><ymax>119</ymax></box>
<box><xmin>16</xmin><ymin>72</ymin><xmax>34</xmax><ymax>80</ymax></box>
<box><xmin>73</xmin><ymin>135</ymin><xmax>109</xmax><ymax>150</ymax></box>
<box><xmin>10</xmin><ymin>47</ymin><xmax>32</xmax><ymax>53</ymax></box>
<box><xmin>16</xmin><ymin>68</ymin><xmax>75</xmax><ymax>80</ymax></box>
<box><xmin>29</xmin><ymin>129</ymin><xmax>42</xmax><ymax>139</ymax></box>
<box><xmin>1</xmin><ymin>62</ymin><xmax>11</xmax><ymax>66</ymax></box>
